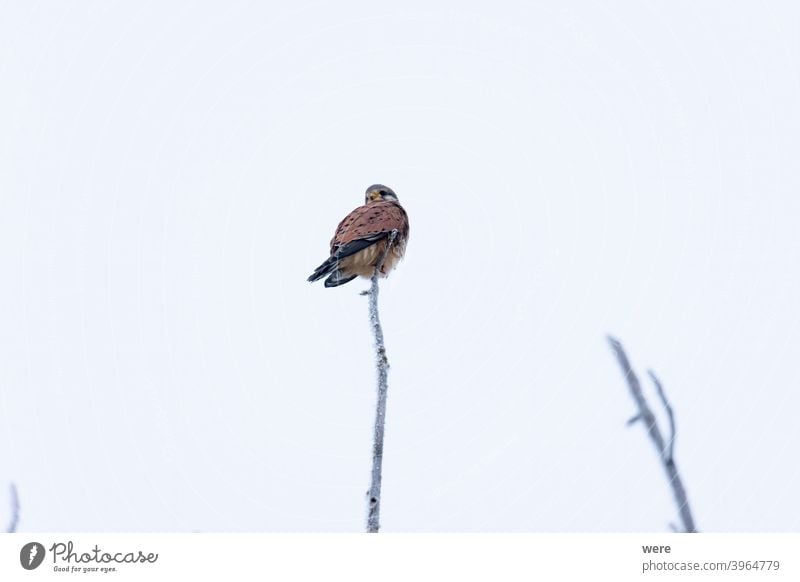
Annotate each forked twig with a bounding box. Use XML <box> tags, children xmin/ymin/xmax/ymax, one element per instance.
<box><xmin>607</xmin><ymin>336</ymin><xmax>697</xmax><ymax>533</ymax></box>
<box><xmin>648</xmin><ymin>370</ymin><xmax>676</xmax><ymax>463</ymax></box>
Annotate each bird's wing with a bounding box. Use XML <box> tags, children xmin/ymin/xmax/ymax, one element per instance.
<box><xmin>328</xmin><ymin>201</ymin><xmax>408</xmax><ymax>259</ymax></box>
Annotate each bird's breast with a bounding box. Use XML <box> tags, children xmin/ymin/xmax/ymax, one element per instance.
<box><xmin>340</xmin><ymin>239</ymin><xmax>405</xmax><ymax>278</ymax></box>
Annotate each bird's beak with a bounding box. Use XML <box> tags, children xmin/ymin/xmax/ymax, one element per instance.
<box><xmin>369</xmin><ymin>191</ymin><xmax>381</xmax><ymax>201</ymax></box>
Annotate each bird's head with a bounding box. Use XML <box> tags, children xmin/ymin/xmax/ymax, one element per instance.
<box><xmin>365</xmin><ymin>184</ymin><xmax>398</xmax><ymax>204</ymax></box>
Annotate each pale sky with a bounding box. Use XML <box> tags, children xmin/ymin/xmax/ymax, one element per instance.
<box><xmin>1</xmin><ymin>0</ymin><xmax>799</xmax><ymax>532</ymax></box>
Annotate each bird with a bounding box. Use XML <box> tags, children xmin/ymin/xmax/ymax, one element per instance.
<box><xmin>308</xmin><ymin>184</ymin><xmax>410</xmax><ymax>288</ymax></box>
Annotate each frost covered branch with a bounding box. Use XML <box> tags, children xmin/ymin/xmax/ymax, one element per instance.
<box><xmin>364</xmin><ymin>230</ymin><xmax>398</xmax><ymax>533</ymax></box>
<box><xmin>6</xmin><ymin>483</ymin><xmax>19</xmax><ymax>533</ymax></box>
<box><xmin>606</xmin><ymin>335</ymin><xmax>697</xmax><ymax>533</ymax></box>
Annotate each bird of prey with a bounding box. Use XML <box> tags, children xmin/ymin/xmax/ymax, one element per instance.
<box><xmin>308</xmin><ymin>184</ymin><xmax>409</xmax><ymax>288</ymax></box>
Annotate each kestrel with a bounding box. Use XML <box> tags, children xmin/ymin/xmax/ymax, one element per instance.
<box><xmin>307</xmin><ymin>184</ymin><xmax>410</xmax><ymax>288</ymax></box>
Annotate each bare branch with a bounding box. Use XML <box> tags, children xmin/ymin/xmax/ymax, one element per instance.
<box><xmin>626</xmin><ymin>414</ymin><xmax>642</xmax><ymax>426</ymax></box>
<box><xmin>366</xmin><ymin>230</ymin><xmax>398</xmax><ymax>533</ymax></box>
<box><xmin>648</xmin><ymin>369</ymin><xmax>676</xmax><ymax>462</ymax></box>
<box><xmin>606</xmin><ymin>335</ymin><xmax>697</xmax><ymax>533</ymax></box>
<box><xmin>6</xmin><ymin>483</ymin><xmax>19</xmax><ymax>533</ymax></box>
<box><xmin>606</xmin><ymin>336</ymin><xmax>666</xmax><ymax>454</ymax></box>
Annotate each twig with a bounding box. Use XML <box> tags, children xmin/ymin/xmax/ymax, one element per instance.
<box><xmin>606</xmin><ymin>336</ymin><xmax>697</xmax><ymax>533</ymax></box>
<box><xmin>648</xmin><ymin>370</ymin><xmax>676</xmax><ymax>463</ymax></box>
<box><xmin>7</xmin><ymin>483</ymin><xmax>19</xmax><ymax>533</ymax></box>
<box><xmin>365</xmin><ymin>230</ymin><xmax>398</xmax><ymax>533</ymax></box>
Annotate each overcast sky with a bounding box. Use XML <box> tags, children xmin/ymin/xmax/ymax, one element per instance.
<box><xmin>1</xmin><ymin>0</ymin><xmax>799</xmax><ymax>533</ymax></box>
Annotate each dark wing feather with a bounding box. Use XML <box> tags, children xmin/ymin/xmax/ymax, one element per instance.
<box><xmin>331</xmin><ymin>232</ymin><xmax>389</xmax><ymax>260</ymax></box>
<box><xmin>307</xmin><ymin>232</ymin><xmax>388</xmax><ymax>282</ymax></box>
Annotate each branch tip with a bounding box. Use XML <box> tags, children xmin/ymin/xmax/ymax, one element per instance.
<box><xmin>607</xmin><ymin>336</ymin><xmax>697</xmax><ymax>533</ymax></box>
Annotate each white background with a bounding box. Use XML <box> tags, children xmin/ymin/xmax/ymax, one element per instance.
<box><xmin>1</xmin><ymin>1</ymin><xmax>799</xmax><ymax>532</ymax></box>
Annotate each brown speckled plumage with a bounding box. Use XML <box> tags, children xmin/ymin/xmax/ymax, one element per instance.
<box><xmin>308</xmin><ymin>185</ymin><xmax>410</xmax><ymax>288</ymax></box>
<box><xmin>331</xmin><ymin>200</ymin><xmax>408</xmax><ymax>251</ymax></box>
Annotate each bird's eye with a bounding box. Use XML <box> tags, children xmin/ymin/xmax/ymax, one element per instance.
<box><xmin>378</xmin><ymin>190</ymin><xmax>386</xmax><ymax>196</ymax></box>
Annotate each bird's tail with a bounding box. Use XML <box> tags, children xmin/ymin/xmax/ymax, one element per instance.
<box><xmin>307</xmin><ymin>257</ymin><xmax>358</xmax><ymax>287</ymax></box>
<box><xmin>323</xmin><ymin>270</ymin><xmax>357</xmax><ymax>288</ymax></box>
<box><xmin>307</xmin><ymin>257</ymin><xmax>337</xmax><ymax>283</ymax></box>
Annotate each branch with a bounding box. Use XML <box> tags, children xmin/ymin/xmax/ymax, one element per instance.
<box><xmin>365</xmin><ymin>230</ymin><xmax>398</xmax><ymax>533</ymax></box>
<box><xmin>648</xmin><ymin>370</ymin><xmax>676</xmax><ymax>463</ymax></box>
<box><xmin>6</xmin><ymin>483</ymin><xmax>19</xmax><ymax>533</ymax></box>
<box><xmin>606</xmin><ymin>336</ymin><xmax>697</xmax><ymax>533</ymax></box>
